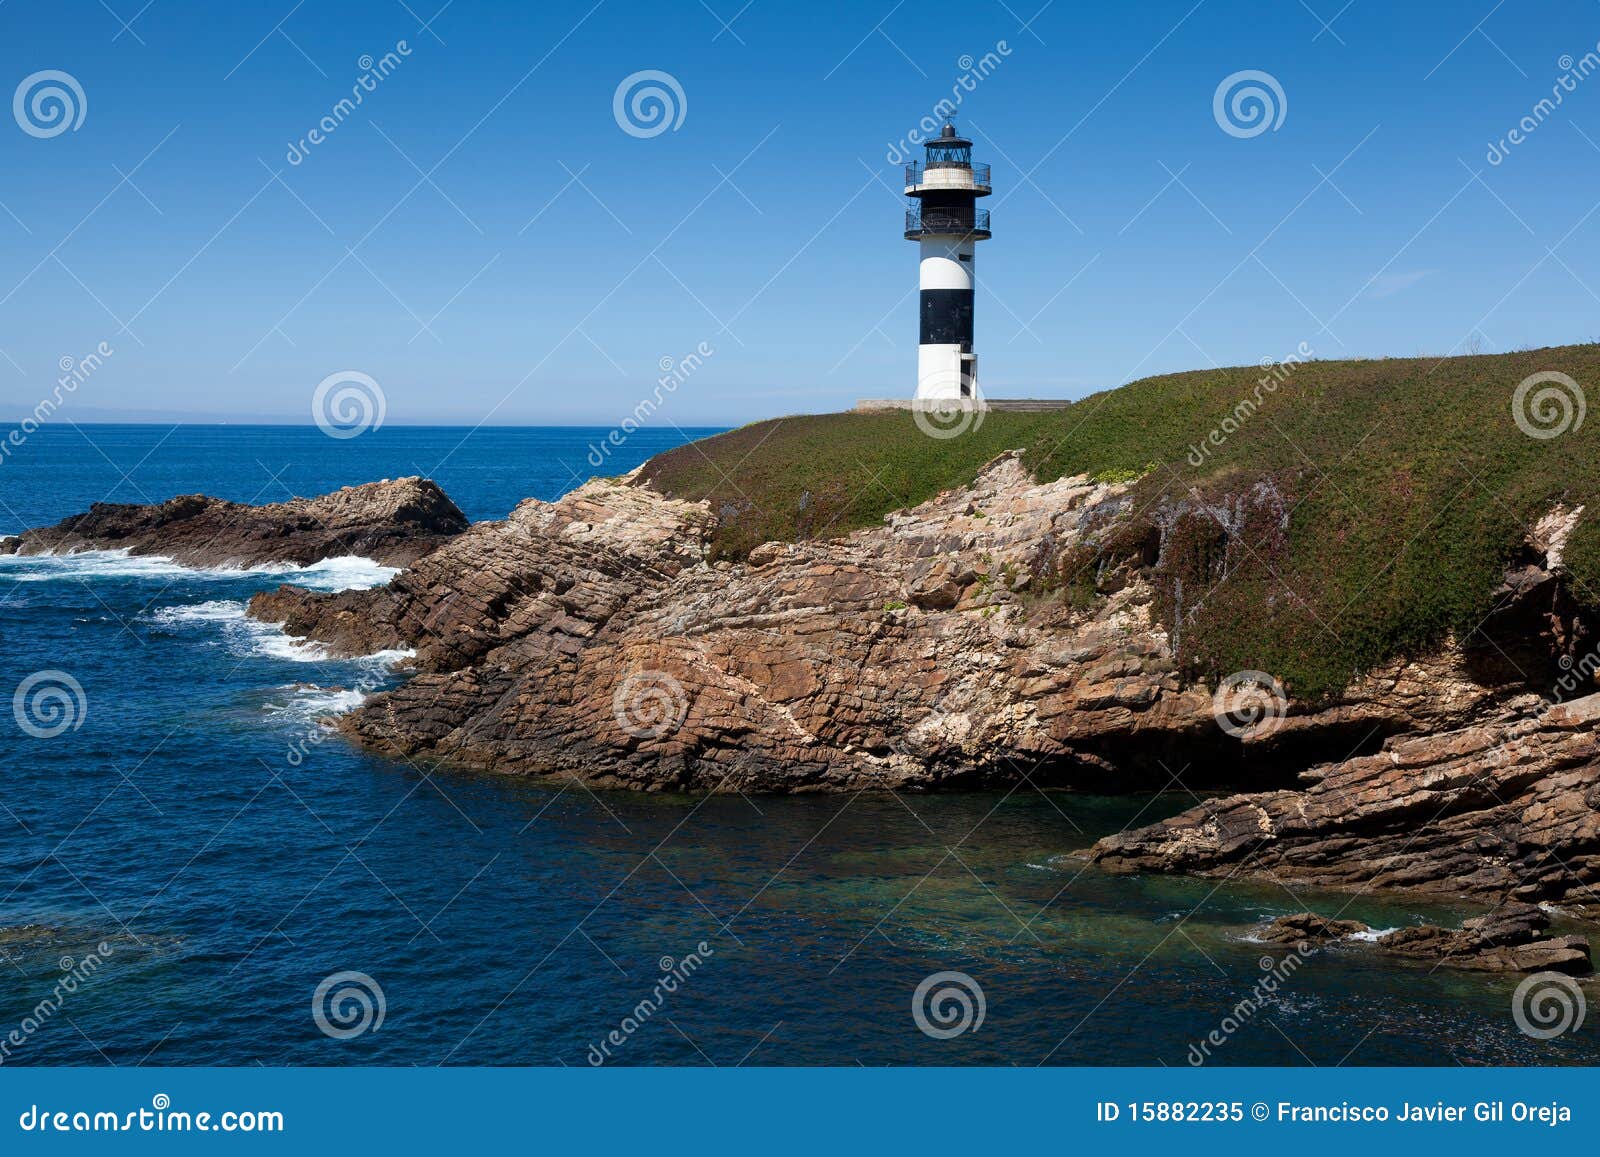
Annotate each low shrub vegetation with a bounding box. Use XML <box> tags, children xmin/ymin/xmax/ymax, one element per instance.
<box><xmin>638</xmin><ymin>345</ymin><xmax>1600</xmax><ymax>697</ymax></box>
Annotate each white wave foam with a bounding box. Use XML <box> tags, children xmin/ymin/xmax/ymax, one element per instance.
<box><xmin>361</xmin><ymin>648</ymin><xmax>415</xmax><ymax>668</ymax></box>
<box><xmin>148</xmin><ymin>600</ymin><xmax>413</xmax><ymax>668</ymax></box>
<box><xmin>1345</xmin><ymin>926</ymin><xmax>1398</xmax><ymax>942</ymax></box>
<box><xmin>264</xmin><ymin>684</ymin><xmax>368</xmax><ymax>721</ymax></box>
<box><xmin>148</xmin><ymin>600</ymin><xmax>326</xmax><ymax>661</ymax></box>
<box><xmin>0</xmin><ymin>549</ymin><xmax>398</xmax><ymax>592</ymax></box>
<box><xmin>253</xmin><ymin>629</ymin><xmax>331</xmax><ymax>663</ymax></box>
<box><xmin>0</xmin><ymin>550</ymin><xmax>195</xmax><ymax>582</ymax></box>
<box><xmin>249</xmin><ymin>555</ymin><xmax>399</xmax><ymax>592</ymax></box>
<box><xmin>1238</xmin><ymin>922</ymin><xmax>1399</xmax><ymax>945</ymax></box>
<box><xmin>147</xmin><ymin>599</ymin><xmax>248</xmax><ymax>624</ymax></box>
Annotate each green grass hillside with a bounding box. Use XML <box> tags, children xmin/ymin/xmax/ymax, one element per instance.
<box><xmin>639</xmin><ymin>345</ymin><xmax>1600</xmax><ymax>697</ymax></box>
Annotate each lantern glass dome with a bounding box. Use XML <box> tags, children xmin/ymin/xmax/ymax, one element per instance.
<box><xmin>925</xmin><ymin>126</ymin><xmax>972</xmax><ymax>169</ymax></box>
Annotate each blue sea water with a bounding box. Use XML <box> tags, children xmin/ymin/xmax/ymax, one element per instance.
<box><xmin>0</xmin><ymin>425</ymin><xmax>1593</xmax><ymax>1067</ymax></box>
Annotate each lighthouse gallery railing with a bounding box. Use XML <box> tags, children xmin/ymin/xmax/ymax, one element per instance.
<box><xmin>905</xmin><ymin>205</ymin><xmax>991</xmax><ymax>235</ymax></box>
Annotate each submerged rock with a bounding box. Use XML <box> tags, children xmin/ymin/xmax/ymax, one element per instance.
<box><xmin>0</xmin><ymin>923</ymin><xmax>64</xmax><ymax>947</ymax></box>
<box><xmin>1257</xmin><ymin>912</ymin><xmax>1369</xmax><ymax>944</ymax></box>
<box><xmin>1</xmin><ymin>477</ymin><xmax>467</xmax><ymax>568</ymax></box>
<box><xmin>1378</xmin><ymin>902</ymin><xmax>1592</xmax><ymax>974</ymax></box>
<box><xmin>1260</xmin><ymin>903</ymin><xmax>1590</xmax><ymax>973</ymax></box>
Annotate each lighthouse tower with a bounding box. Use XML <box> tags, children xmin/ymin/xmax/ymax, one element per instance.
<box><xmin>905</xmin><ymin>119</ymin><xmax>991</xmax><ymax>402</ymax></box>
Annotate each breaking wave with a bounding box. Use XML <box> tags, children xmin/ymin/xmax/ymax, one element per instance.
<box><xmin>146</xmin><ymin>600</ymin><xmax>412</xmax><ymax>668</ymax></box>
<box><xmin>0</xmin><ymin>550</ymin><xmax>398</xmax><ymax>592</ymax></box>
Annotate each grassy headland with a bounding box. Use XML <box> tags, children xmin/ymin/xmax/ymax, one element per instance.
<box><xmin>639</xmin><ymin>345</ymin><xmax>1600</xmax><ymax>697</ymax></box>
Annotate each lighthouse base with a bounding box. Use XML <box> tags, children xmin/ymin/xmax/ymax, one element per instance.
<box><xmin>916</xmin><ymin>345</ymin><xmax>978</xmax><ymax>401</ymax></box>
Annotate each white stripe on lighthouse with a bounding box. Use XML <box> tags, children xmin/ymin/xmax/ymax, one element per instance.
<box><xmin>918</xmin><ymin>239</ymin><xmax>974</xmax><ymax>290</ymax></box>
<box><xmin>917</xmin><ymin>344</ymin><xmax>968</xmax><ymax>400</ymax></box>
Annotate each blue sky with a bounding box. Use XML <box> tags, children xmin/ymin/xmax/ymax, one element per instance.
<box><xmin>1</xmin><ymin>0</ymin><xmax>1598</xmax><ymax>425</ymax></box>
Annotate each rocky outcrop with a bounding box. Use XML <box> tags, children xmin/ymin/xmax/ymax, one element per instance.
<box><xmin>252</xmin><ymin>456</ymin><xmax>1240</xmax><ymax>793</ymax></box>
<box><xmin>1258</xmin><ymin>903</ymin><xmax>1591</xmax><ymax>974</ymax></box>
<box><xmin>224</xmin><ymin>453</ymin><xmax>1600</xmax><ymax>914</ymax></box>
<box><xmin>1255</xmin><ymin>912</ymin><xmax>1369</xmax><ymax>944</ymax></box>
<box><xmin>1</xmin><ymin>477</ymin><xmax>468</xmax><ymax>568</ymax></box>
<box><xmin>1086</xmin><ymin>691</ymin><xmax>1600</xmax><ymax>911</ymax></box>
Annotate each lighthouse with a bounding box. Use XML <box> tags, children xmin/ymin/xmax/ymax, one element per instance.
<box><xmin>905</xmin><ymin>119</ymin><xmax>991</xmax><ymax>402</ymax></box>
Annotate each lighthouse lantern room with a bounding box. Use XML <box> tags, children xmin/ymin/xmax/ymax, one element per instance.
<box><xmin>905</xmin><ymin>119</ymin><xmax>992</xmax><ymax>402</ymax></box>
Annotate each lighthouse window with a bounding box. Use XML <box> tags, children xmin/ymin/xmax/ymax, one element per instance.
<box><xmin>958</xmin><ymin>253</ymin><xmax>971</xmax><ymax>262</ymax></box>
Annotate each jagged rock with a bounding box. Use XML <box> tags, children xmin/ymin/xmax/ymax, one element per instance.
<box><xmin>1086</xmin><ymin>694</ymin><xmax>1600</xmax><ymax>909</ymax></box>
<box><xmin>1258</xmin><ymin>912</ymin><xmax>1370</xmax><ymax>943</ymax></box>
<box><xmin>252</xmin><ymin>456</ymin><xmax>1237</xmax><ymax>793</ymax></box>
<box><xmin>213</xmin><ymin>453</ymin><xmax>1600</xmax><ymax>912</ymax></box>
<box><xmin>1256</xmin><ymin>905</ymin><xmax>1591</xmax><ymax>972</ymax></box>
<box><xmin>0</xmin><ymin>477</ymin><xmax>467</xmax><ymax>568</ymax></box>
<box><xmin>1377</xmin><ymin>903</ymin><xmax>1591</xmax><ymax>974</ymax></box>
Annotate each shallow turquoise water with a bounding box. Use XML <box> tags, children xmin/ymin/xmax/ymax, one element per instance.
<box><xmin>0</xmin><ymin>426</ymin><xmax>1593</xmax><ymax>1066</ymax></box>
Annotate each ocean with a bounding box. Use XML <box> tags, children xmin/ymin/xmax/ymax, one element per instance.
<box><xmin>0</xmin><ymin>425</ymin><xmax>1590</xmax><ymax>1066</ymax></box>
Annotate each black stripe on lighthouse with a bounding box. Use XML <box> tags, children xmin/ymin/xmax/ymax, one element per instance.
<box><xmin>920</xmin><ymin>288</ymin><xmax>974</xmax><ymax>347</ymax></box>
